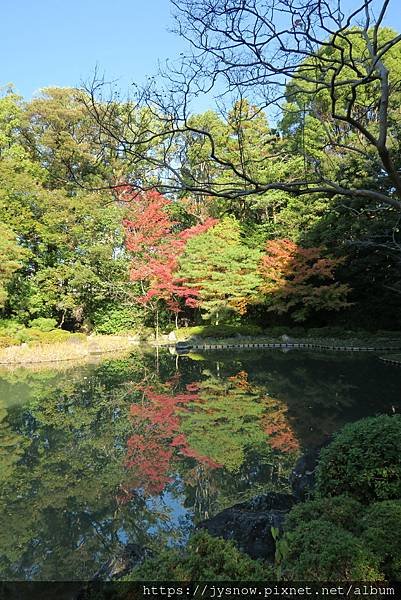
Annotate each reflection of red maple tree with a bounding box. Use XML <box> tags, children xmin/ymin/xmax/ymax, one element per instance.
<box><xmin>263</xmin><ymin>397</ymin><xmax>300</xmax><ymax>453</ymax></box>
<box><xmin>125</xmin><ymin>383</ymin><xmax>220</xmax><ymax>495</ymax></box>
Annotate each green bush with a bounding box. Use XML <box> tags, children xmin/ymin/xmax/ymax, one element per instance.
<box><xmin>124</xmin><ymin>532</ymin><xmax>274</xmax><ymax>581</ymax></box>
<box><xmin>264</xmin><ymin>326</ymin><xmax>289</xmax><ymax>337</ymax></box>
<box><xmin>175</xmin><ymin>324</ymin><xmax>263</xmax><ymax>340</ymax></box>
<box><xmin>303</xmin><ymin>326</ymin><xmax>374</xmax><ymax>339</ymax></box>
<box><xmin>92</xmin><ymin>305</ymin><xmax>142</xmax><ymax>334</ymax></box>
<box><xmin>361</xmin><ymin>500</ymin><xmax>401</xmax><ymax>579</ymax></box>
<box><xmin>316</xmin><ymin>415</ymin><xmax>401</xmax><ymax>503</ymax></box>
<box><xmin>284</xmin><ymin>495</ymin><xmax>363</xmax><ymax>534</ymax></box>
<box><xmin>0</xmin><ymin>320</ymin><xmax>25</xmax><ymax>335</ymax></box>
<box><xmin>28</xmin><ymin>317</ymin><xmax>58</xmax><ymax>332</ymax></box>
<box><xmin>0</xmin><ymin>335</ymin><xmax>21</xmax><ymax>348</ymax></box>
<box><xmin>28</xmin><ymin>329</ymin><xmax>74</xmax><ymax>344</ymax></box>
<box><xmin>264</xmin><ymin>326</ymin><xmax>306</xmax><ymax>337</ymax></box>
<box><xmin>281</xmin><ymin>520</ymin><xmax>383</xmax><ymax>581</ymax></box>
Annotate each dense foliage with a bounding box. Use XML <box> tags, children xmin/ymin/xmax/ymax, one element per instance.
<box><xmin>0</xmin><ymin>87</ymin><xmax>138</xmax><ymax>333</ymax></box>
<box><xmin>2</xmin><ymin>52</ymin><xmax>401</xmax><ymax>335</ymax></box>
<box><xmin>316</xmin><ymin>415</ymin><xmax>401</xmax><ymax>503</ymax></box>
<box><xmin>361</xmin><ymin>501</ymin><xmax>401</xmax><ymax>579</ymax></box>
<box><xmin>125</xmin><ymin>531</ymin><xmax>274</xmax><ymax>581</ymax></box>
<box><xmin>280</xmin><ymin>520</ymin><xmax>382</xmax><ymax>580</ymax></box>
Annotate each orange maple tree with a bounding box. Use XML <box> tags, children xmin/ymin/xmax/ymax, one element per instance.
<box><xmin>259</xmin><ymin>239</ymin><xmax>350</xmax><ymax>321</ymax></box>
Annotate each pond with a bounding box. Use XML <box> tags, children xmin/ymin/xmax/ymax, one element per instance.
<box><xmin>1</xmin><ymin>348</ymin><xmax>400</xmax><ymax>580</ymax></box>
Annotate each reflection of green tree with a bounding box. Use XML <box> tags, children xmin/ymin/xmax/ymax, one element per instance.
<box><xmin>0</xmin><ymin>399</ymin><xmax>28</xmax><ymax>485</ymax></box>
<box><xmin>0</xmin><ymin>353</ymin><xmax>181</xmax><ymax>580</ymax></box>
<box><xmin>176</xmin><ymin>370</ymin><xmax>297</xmax><ymax>520</ymax></box>
<box><xmin>180</xmin><ymin>370</ymin><xmax>268</xmax><ymax>473</ymax></box>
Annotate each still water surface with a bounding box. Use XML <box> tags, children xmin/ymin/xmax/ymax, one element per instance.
<box><xmin>0</xmin><ymin>348</ymin><xmax>400</xmax><ymax>580</ymax></box>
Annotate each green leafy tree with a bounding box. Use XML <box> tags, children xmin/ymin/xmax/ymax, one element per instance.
<box><xmin>0</xmin><ymin>92</ymin><xmax>136</xmax><ymax>327</ymax></box>
<box><xmin>178</xmin><ymin>217</ymin><xmax>262</xmax><ymax>323</ymax></box>
<box><xmin>0</xmin><ymin>224</ymin><xmax>25</xmax><ymax>309</ymax></box>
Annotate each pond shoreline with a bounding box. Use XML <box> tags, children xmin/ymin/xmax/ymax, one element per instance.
<box><xmin>161</xmin><ymin>333</ymin><xmax>401</xmax><ymax>354</ymax></box>
<box><xmin>0</xmin><ymin>334</ymin><xmax>139</xmax><ymax>365</ymax></box>
<box><xmin>175</xmin><ymin>340</ymin><xmax>401</xmax><ymax>352</ymax></box>
<box><xmin>2</xmin><ymin>331</ymin><xmax>401</xmax><ymax>366</ymax></box>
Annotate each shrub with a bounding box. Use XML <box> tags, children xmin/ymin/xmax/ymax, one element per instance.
<box><xmin>92</xmin><ymin>305</ymin><xmax>142</xmax><ymax>334</ymax></box>
<box><xmin>0</xmin><ymin>335</ymin><xmax>20</xmax><ymax>349</ymax></box>
<box><xmin>361</xmin><ymin>500</ymin><xmax>401</xmax><ymax>580</ymax></box>
<box><xmin>175</xmin><ymin>324</ymin><xmax>263</xmax><ymax>340</ymax></box>
<box><xmin>0</xmin><ymin>320</ymin><xmax>25</xmax><ymax>335</ymax></box>
<box><xmin>264</xmin><ymin>326</ymin><xmax>306</xmax><ymax>337</ymax></box>
<box><xmin>28</xmin><ymin>329</ymin><xmax>75</xmax><ymax>344</ymax></box>
<box><xmin>281</xmin><ymin>520</ymin><xmax>383</xmax><ymax>581</ymax></box>
<box><xmin>124</xmin><ymin>532</ymin><xmax>274</xmax><ymax>581</ymax></box>
<box><xmin>284</xmin><ymin>495</ymin><xmax>363</xmax><ymax>534</ymax></box>
<box><xmin>28</xmin><ymin>317</ymin><xmax>58</xmax><ymax>332</ymax></box>
<box><xmin>306</xmin><ymin>326</ymin><xmax>350</xmax><ymax>338</ymax></box>
<box><xmin>264</xmin><ymin>326</ymin><xmax>289</xmax><ymax>337</ymax></box>
<box><xmin>316</xmin><ymin>415</ymin><xmax>401</xmax><ymax>503</ymax></box>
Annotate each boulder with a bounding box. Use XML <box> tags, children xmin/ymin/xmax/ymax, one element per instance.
<box><xmin>168</xmin><ymin>330</ymin><xmax>177</xmax><ymax>342</ymax></box>
<box><xmin>197</xmin><ymin>492</ymin><xmax>296</xmax><ymax>561</ymax></box>
<box><xmin>87</xmin><ymin>342</ymin><xmax>101</xmax><ymax>355</ymax></box>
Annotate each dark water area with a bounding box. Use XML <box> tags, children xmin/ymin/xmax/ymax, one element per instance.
<box><xmin>0</xmin><ymin>348</ymin><xmax>400</xmax><ymax>580</ymax></box>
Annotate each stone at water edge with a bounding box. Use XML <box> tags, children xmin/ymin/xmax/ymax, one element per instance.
<box><xmin>197</xmin><ymin>492</ymin><xmax>297</xmax><ymax>561</ymax></box>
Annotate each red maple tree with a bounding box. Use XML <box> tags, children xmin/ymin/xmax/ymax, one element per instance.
<box><xmin>121</xmin><ymin>188</ymin><xmax>218</xmax><ymax>322</ymax></box>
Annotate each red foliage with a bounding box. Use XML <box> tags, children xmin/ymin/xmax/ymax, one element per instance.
<box><xmin>263</xmin><ymin>397</ymin><xmax>300</xmax><ymax>454</ymax></box>
<box><xmin>123</xmin><ymin>189</ymin><xmax>173</xmax><ymax>254</ymax></box>
<box><xmin>125</xmin><ymin>382</ymin><xmax>220</xmax><ymax>495</ymax></box>
<box><xmin>126</xmin><ymin>433</ymin><xmax>174</xmax><ymax>495</ymax></box>
<box><xmin>123</xmin><ymin>188</ymin><xmax>218</xmax><ymax>315</ymax></box>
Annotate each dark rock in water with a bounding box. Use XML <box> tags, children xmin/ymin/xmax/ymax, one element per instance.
<box><xmin>290</xmin><ymin>440</ymin><xmax>331</xmax><ymax>500</ymax></box>
<box><xmin>197</xmin><ymin>492</ymin><xmax>296</xmax><ymax>561</ymax></box>
<box><xmin>93</xmin><ymin>543</ymin><xmax>152</xmax><ymax>580</ymax></box>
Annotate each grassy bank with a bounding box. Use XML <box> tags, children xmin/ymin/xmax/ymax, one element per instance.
<box><xmin>0</xmin><ymin>334</ymin><xmax>136</xmax><ymax>365</ymax></box>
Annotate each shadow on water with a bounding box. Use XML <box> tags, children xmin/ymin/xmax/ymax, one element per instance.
<box><xmin>0</xmin><ymin>347</ymin><xmax>400</xmax><ymax>579</ymax></box>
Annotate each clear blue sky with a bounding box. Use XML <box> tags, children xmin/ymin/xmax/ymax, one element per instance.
<box><xmin>1</xmin><ymin>0</ymin><xmax>400</xmax><ymax>104</ymax></box>
<box><xmin>0</xmin><ymin>0</ymin><xmax>184</xmax><ymax>98</ymax></box>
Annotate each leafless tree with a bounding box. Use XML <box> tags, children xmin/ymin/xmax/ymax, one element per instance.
<box><xmin>83</xmin><ymin>0</ymin><xmax>401</xmax><ymax>210</ymax></box>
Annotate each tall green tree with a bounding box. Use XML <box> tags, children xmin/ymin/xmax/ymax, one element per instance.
<box><xmin>0</xmin><ymin>224</ymin><xmax>25</xmax><ymax>309</ymax></box>
<box><xmin>0</xmin><ymin>87</ymin><xmax>139</xmax><ymax>329</ymax></box>
<box><xmin>178</xmin><ymin>217</ymin><xmax>262</xmax><ymax>323</ymax></box>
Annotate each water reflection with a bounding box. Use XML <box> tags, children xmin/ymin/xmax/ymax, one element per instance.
<box><xmin>0</xmin><ymin>349</ymin><xmax>400</xmax><ymax>579</ymax></box>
